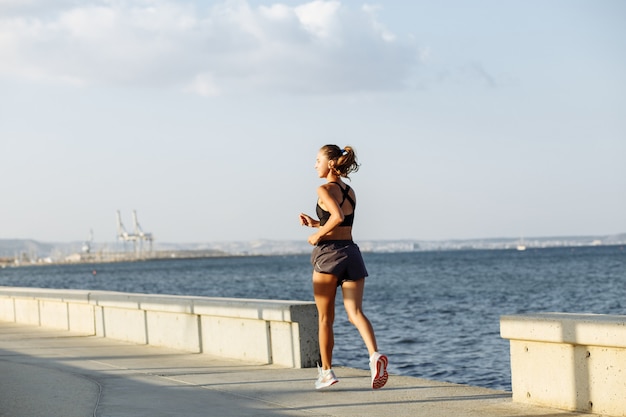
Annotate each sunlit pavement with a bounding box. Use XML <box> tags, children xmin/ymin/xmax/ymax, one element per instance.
<box><xmin>0</xmin><ymin>322</ymin><xmax>594</xmax><ymax>417</ymax></box>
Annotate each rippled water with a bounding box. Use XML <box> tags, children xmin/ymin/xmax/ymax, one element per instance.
<box><xmin>1</xmin><ymin>245</ymin><xmax>624</xmax><ymax>391</ymax></box>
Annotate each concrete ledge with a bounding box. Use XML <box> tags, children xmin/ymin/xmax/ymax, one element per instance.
<box><xmin>501</xmin><ymin>312</ymin><xmax>626</xmax><ymax>417</ymax></box>
<box><xmin>0</xmin><ymin>286</ymin><xmax>319</xmax><ymax>368</ymax></box>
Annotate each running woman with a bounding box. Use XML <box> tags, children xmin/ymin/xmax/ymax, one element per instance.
<box><xmin>299</xmin><ymin>144</ymin><xmax>388</xmax><ymax>390</ymax></box>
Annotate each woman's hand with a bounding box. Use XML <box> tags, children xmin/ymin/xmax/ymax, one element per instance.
<box><xmin>299</xmin><ymin>213</ymin><xmax>316</xmax><ymax>227</ymax></box>
<box><xmin>300</xmin><ymin>213</ymin><xmax>321</xmax><ymax>245</ymax></box>
<box><xmin>308</xmin><ymin>233</ymin><xmax>321</xmax><ymax>246</ymax></box>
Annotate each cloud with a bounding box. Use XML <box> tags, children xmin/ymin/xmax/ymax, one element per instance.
<box><xmin>294</xmin><ymin>0</ymin><xmax>340</xmax><ymax>39</ymax></box>
<box><xmin>0</xmin><ymin>0</ymin><xmax>420</xmax><ymax>95</ymax></box>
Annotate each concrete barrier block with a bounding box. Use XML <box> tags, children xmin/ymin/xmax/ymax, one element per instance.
<box><xmin>270</xmin><ymin>321</ymin><xmax>301</xmax><ymax>368</ymax></box>
<box><xmin>269</xmin><ymin>320</ymin><xmax>319</xmax><ymax>368</ymax></box>
<box><xmin>509</xmin><ymin>340</ymin><xmax>626</xmax><ymax>415</ymax></box>
<box><xmin>287</xmin><ymin>306</ymin><xmax>318</xmax><ymax>360</ymax></box>
<box><xmin>14</xmin><ymin>298</ymin><xmax>40</xmax><ymax>325</ymax></box>
<box><xmin>0</xmin><ymin>297</ymin><xmax>15</xmax><ymax>322</ymax></box>
<box><xmin>39</xmin><ymin>300</ymin><xmax>69</xmax><ymax>330</ymax></box>
<box><xmin>68</xmin><ymin>303</ymin><xmax>95</xmax><ymax>334</ymax></box>
<box><xmin>102</xmin><ymin>307</ymin><xmax>147</xmax><ymax>344</ymax></box>
<box><xmin>502</xmin><ymin>313</ymin><xmax>626</xmax><ymax>416</ymax></box>
<box><xmin>201</xmin><ymin>316</ymin><xmax>271</xmax><ymax>363</ymax></box>
<box><xmin>146</xmin><ymin>311</ymin><xmax>200</xmax><ymax>352</ymax></box>
<box><xmin>1</xmin><ymin>287</ymin><xmax>319</xmax><ymax>370</ymax></box>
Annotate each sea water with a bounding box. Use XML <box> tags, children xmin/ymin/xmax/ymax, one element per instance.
<box><xmin>1</xmin><ymin>245</ymin><xmax>624</xmax><ymax>391</ymax></box>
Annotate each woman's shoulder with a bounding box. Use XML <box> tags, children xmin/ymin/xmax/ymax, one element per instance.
<box><xmin>320</xmin><ymin>181</ymin><xmax>356</xmax><ymax>192</ymax></box>
<box><xmin>318</xmin><ymin>182</ymin><xmax>339</xmax><ymax>192</ymax></box>
<box><xmin>317</xmin><ymin>183</ymin><xmax>332</xmax><ymax>195</ymax></box>
<box><xmin>317</xmin><ymin>182</ymin><xmax>341</xmax><ymax>197</ymax></box>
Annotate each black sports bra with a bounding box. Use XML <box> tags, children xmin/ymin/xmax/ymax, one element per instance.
<box><xmin>316</xmin><ymin>182</ymin><xmax>356</xmax><ymax>227</ymax></box>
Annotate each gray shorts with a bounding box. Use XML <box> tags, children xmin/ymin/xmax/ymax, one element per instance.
<box><xmin>311</xmin><ymin>240</ymin><xmax>368</xmax><ymax>287</ymax></box>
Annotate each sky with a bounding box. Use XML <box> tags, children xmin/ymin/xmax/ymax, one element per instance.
<box><xmin>1</xmin><ymin>0</ymin><xmax>625</xmax><ymax>244</ymax></box>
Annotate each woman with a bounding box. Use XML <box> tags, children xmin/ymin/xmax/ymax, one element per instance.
<box><xmin>299</xmin><ymin>144</ymin><xmax>388</xmax><ymax>390</ymax></box>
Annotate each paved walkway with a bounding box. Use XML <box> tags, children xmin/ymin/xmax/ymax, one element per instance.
<box><xmin>0</xmin><ymin>322</ymin><xmax>595</xmax><ymax>417</ymax></box>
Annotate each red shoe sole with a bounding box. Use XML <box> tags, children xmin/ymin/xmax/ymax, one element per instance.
<box><xmin>372</xmin><ymin>355</ymin><xmax>388</xmax><ymax>389</ymax></box>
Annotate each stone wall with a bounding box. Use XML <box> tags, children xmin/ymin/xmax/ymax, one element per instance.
<box><xmin>501</xmin><ymin>312</ymin><xmax>626</xmax><ymax>416</ymax></box>
<box><xmin>0</xmin><ymin>286</ymin><xmax>319</xmax><ymax>368</ymax></box>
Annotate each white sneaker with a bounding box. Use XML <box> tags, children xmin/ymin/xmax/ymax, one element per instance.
<box><xmin>369</xmin><ymin>352</ymin><xmax>388</xmax><ymax>389</ymax></box>
<box><xmin>315</xmin><ymin>365</ymin><xmax>339</xmax><ymax>390</ymax></box>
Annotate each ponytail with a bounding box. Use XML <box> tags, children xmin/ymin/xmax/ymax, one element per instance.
<box><xmin>320</xmin><ymin>144</ymin><xmax>360</xmax><ymax>178</ymax></box>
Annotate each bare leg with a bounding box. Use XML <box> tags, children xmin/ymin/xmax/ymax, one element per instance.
<box><xmin>312</xmin><ymin>271</ymin><xmax>338</xmax><ymax>370</ymax></box>
<box><xmin>341</xmin><ymin>279</ymin><xmax>378</xmax><ymax>356</ymax></box>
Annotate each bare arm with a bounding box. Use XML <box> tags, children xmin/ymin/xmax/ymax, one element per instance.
<box><xmin>307</xmin><ymin>185</ymin><xmax>345</xmax><ymax>245</ymax></box>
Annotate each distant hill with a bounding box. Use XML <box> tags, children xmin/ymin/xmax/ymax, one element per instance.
<box><xmin>0</xmin><ymin>239</ymin><xmax>58</xmax><ymax>259</ymax></box>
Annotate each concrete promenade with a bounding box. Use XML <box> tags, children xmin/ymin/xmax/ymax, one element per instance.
<box><xmin>0</xmin><ymin>322</ymin><xmax>597</xmax><ymax>417</ymax></box>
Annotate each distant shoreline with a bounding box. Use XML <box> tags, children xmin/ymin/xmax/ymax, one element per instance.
<box><xmin>2</xmin><ymin>242</ymin><xmax>623</xmax><ymax>269</ymax></box>
<box><xmin>1</xmin><ymin>249</ymin><xmax>230</xmax><ymax>268</ymax></box>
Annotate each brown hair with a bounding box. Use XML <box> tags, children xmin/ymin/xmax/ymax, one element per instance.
<box><xmin>320</xmin><ymin>144</ymin><xmax>360</xmax><ymax>178</ymax></box>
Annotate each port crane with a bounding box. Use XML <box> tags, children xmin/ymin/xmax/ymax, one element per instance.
<box><xmin>116</xmin><ymin>210</ymin><xmax>154</xmax><ymax>254</ymax></box>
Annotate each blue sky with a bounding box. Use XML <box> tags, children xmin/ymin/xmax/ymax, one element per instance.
<box><xmin>1</xmin><ymin>0</ymin><xmax>624</xmax><ymax>243</ymax></box>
